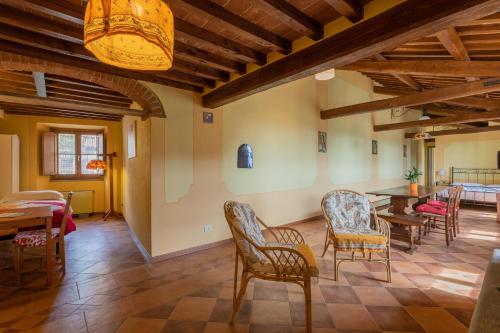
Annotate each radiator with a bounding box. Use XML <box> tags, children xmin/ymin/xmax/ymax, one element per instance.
<box><xmin>60</xmin><ymin>190</ymin><xmax>94</xmax><ymax>216</ymax></box>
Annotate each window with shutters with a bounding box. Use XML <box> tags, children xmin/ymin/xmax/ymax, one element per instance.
<box><xmin>49</xmin><ymin>128</ymin><xmax>105</xmax><ymax>180</ymax></box>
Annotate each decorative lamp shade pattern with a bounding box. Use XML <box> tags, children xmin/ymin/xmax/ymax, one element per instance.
<box><xmin>86</xmin><ymin>159</ymin><xmax>108</xmax><ymax>170</ymax></box>
<box><xmin>84</xmin><ymin>0</ymin><xmax>174</xmax><ymax>70</ymax></box>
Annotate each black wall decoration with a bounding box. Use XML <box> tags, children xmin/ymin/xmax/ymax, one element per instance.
<box><xmin>237</xmin><ymin>144</ymin><xmax>253</xmax><ymax>168</ymax></box>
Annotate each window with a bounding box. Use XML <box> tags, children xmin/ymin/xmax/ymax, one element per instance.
<box><xmin>51</xmin><ymin>129</ymin><xmax>105</xmax><ymax>180</ymax></box>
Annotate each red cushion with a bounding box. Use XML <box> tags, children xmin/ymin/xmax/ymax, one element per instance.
<box><xmin>416</xmin><ymin>203</ymin><xmax>447</xmax><ymax>215</ymax></box>
<box><xmin>427</xmin><ymin>200</ymin><xmax>447</xmax><ymax>208</ymax></box>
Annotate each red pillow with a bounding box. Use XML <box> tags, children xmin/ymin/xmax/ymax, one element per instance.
<box><xmin>416</xmin><ymin>203</ymin><xmax>447</xmax><ymax>215</ymax></box>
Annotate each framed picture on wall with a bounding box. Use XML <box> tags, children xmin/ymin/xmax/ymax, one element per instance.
<box><xmin>318</xmin><ymin>131</ymin><xmax>327</xmax><ymax>153</ymax></box>
<box><xmin>127</xmin><ymin>120</ymin><xmax>137</xmax><ymax>159</ymax></box>
<box><xmin>372</xmin><ymin>140</ymin><xmax>378</xmax><ymax>155</ymax></box>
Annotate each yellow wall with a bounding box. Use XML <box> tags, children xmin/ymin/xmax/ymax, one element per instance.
<box><xmin>434</xmin><ymin>131</ymin><xmax>500</xmax><ymax>183</ymax></box>
<box><xmin>122</xmin><ymin>116</ymin><xmax>151</xmax><ymax>253</ymax></box>
<box><xmin>0</xmin><ymin>114</ymin><xmax>122</xmax><ymax>213</ymax></box>
<box><xmin>140</xmin><ymin>70</ymin><xmax>413</xmax><ymax>257</ymax></box>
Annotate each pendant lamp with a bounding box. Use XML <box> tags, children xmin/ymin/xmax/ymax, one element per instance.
<box><xmin>84</xmin><ymin>0</ymin><xmax>174</xmax><ymax>70</ymax></box>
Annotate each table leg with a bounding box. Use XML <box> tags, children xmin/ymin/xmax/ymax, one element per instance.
<box><xmin>45</xmin><ymin>217</ymin><xmax>53</xmax><ymax>287</ymax></box>
<box><xmin>496</xmin><ymin>193</ymin><xmax>500</xmax><ymax>223</ymax></box>
<box><xmin>390</xmin><ymin>197</ymin><xmax>408</xmax><ymax>215</ymax></box>
<box><xmin>407</xmin><ymin>226</ymin><xmax>418</xmax><ymax>254</ymax></box>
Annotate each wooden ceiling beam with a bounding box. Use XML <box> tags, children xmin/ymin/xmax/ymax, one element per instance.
<box><xmin>254</xmin><ymin>0</ymin><xmax>323</xmax><ymax>40</ymax></box>
<box><xmin>374</xmin><ymin>110</ymin><xmax>500</xmax><ymax>132</ymax></box>
<box><xmin>1</xmin><ymin>0</ymin><xmax>84</xmax><ymax>26</ymax></box>
<box><xmin>45</xmin><ymin>81</ymin><xmax>131</xmax><ymax>100</ymax></box>
<box><xmin>436</xmin><ymin>27</ymin><xmax>471</xmax><ymax>61</ymax></box>
<box><xmin>4</xmin><ymin>108</ymin><xmax>122</xmax><ymax>121</ymax></box>
<box><xmin>175</xmin><ymin>19</ymin><xmax>266</xmax><ymax>65</ymax></box>
<box><xmin>0</xmin><ymin>102</ymin><xmax>123</xmax><ymax>119</ymax></box>
<box><xmin>324</xmin><ymin>0</ymin><xmax>364</xmax><ymax>23</ymax></box>
<box><xmin>0</xmin><ymin>92</ymin><xmax>143</xmax><ymax>117</ymax></box>
<box><xmin>404</xmin><ymin>125</ymin><xmax>500</xmax><ymax>138</ymax></box>
<box><xmin>47</xmin><ymin>93</ymin><xmax>132</xmax><ymax>108</ymax></box>
<box><xmin>373</xmin><ymin>53</ymin><xmax>422</xmax><ymax>90</ymax></box>
<box><xmin>203</xmin><ymin>0</ymin><xmax>500</xmax><ymax>108</ymax></box>
<box><xmin>342</xmin><ymin>60</ymin><xmax>500</xmax><ymax>77</ymax></box>
<box><xmin>321</xmin><ymin>77</ymin><xmax>500</xmax><ymax>119</ymax></box>
<box><xmin>178</xmin><ymin>0</ymin><xmax>292</xmax><ymax>53</ymax></box>
<box><xmin>172</xmin><ymin>59</ymin><xmax>229</xmax><ymax>82</ymax></box>
<box><xmin>373</xmin><ymin>85</ymin><xmax>500</xmax><ymax>111</ymax></box>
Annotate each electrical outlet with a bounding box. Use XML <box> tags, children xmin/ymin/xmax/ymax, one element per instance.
<box><xmin>203</xmin><ymin>224</ymin><xmax>213</xmax><ymax>233</ymax></box>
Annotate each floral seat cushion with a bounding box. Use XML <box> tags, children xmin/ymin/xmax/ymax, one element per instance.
<box><xmin>427</xmin><ymin>200</ymin><xmax>447</xmax><ymax>208</ymax></box>
<box><xmin>13</xmin><ymin>228</ymin><xmax>60</xmax><ymax>247</ymax></box>
<box><xmin>416</xmin><ymin>203</ymin><xmax>447</xmax><ymax>216</ymax></box>
<box><xmin>333</xmin><ymin>228</ymin><xmax>387</xmax><ymax>253</ymax></box>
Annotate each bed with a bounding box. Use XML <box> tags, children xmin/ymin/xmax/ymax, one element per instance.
<box><xmin>0</xmin><ymin>190</ymin><xmax>76</xmax><ymax>234</ymax></box>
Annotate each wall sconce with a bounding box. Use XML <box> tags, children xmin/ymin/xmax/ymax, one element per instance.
<box><xmin>237</xmin><ymin>144</ymin><xmax>253</xmax><ymax>168</ymax></box>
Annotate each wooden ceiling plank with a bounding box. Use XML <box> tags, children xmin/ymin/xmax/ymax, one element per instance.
<box><xmin>375</xmin><ymin>110</ymin><xmax>500</xmax><ymax>131</ymax></box>
<box><xmin>175</xmin><ymin>18</ymin><xmax>266</xmax><ymax>65</ymax></box>
<box><xmin>3</xmin><ymin>104</ymin><xmax>123</xmax><ymax>118</ymax></box>
<box><xmin>342</xmin><ymin>60</ymin><xmax>500</xmax><ymax>77</ymax></box>
<box><xmin>373</xmin><ymin>85</ymin><xmax>500</xmax><ymax>111</ymax></box>
<box><xmin>5</xmin><ymin>109</ymin><xmax>122</xmax><ymax>121</ymax></box>
<box><xmin>1</xmin><ymin>0</ymin><xmax>84</xmax><ymax>26</ymax></box>
<box><xmin>323</xmin><ymin>0</ymin><xmax>364</xmax><ymax>23</ymax></box>
<box><xmin>321</xmin><ymin>77</ymin><xmax>500</xmax><ymax>119</ymax></box>
<box><xmin>254</xmin><ymin>0</ymin><xmax>324</xmax><ymax>39</ymax></box>
<box><xmin>373</xmin><ymin>53</ymin><xmax>422</xmax><ymax>90</ymax></box>
<box><xmin>172</xmin><ymin>59</ymin><xmax>229</xmax><ymax>82</ymax></box>
<box><xmin>0</xmin><ymin>92</ymin><xmax>143</xmax><ymax>116</ymax></box>
<box><xmin>404</xmin><ymin>125</ymin><xmax>500</xmax><ymax>138</ymax></box>
<box><xmin>203</xmin><ymin>0</ymin><xmax>500</xmax><ymax>108</ymax></box>
<box><xmin>45</xmin><ymin>81</ymin><xmax>131</xmax><ymax>100</ymax></box>
<box><xmin>0</xmin><ymin>4</ymin><xmax>82</xmax><ymax>43</ymax></box>
<box><xmin>178</xmin><ymin>0</ymin><xmax>292</xmax><ymax>53</ymax></box>
<box><xmin>436</xmin><ymin>27</ymin><xmax>477</xmax><ymax>81</ymax></box>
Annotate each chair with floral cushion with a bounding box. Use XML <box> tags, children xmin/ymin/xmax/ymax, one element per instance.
<box><xmin>321</xmin><ymin>190</ymin><xmax>391</xmax><ymax>282</ymax></box>
<box><xmin>13</xmin><ymin>192</ymin><xmax>73</xmax><ymax>285</ymax></box>
<box><xmin>224</xmin><ymin>201</ymin><xmax>319</xmax><ymax>333</ymax></box>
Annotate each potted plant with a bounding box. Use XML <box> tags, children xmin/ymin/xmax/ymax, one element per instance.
<box><xmin>405</xmin><ymin>167</ymin><xmax>422</xmax><ymax>192</ymax></box>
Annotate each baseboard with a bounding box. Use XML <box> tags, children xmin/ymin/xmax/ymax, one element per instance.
<box><xmin>149</xmin><ymin>214</ymin><xmax>324</xmax><ymax>263</ymax></box>
<box><xmin>126</xmin><ymin>224</ymin><xmax>153</xmax><ymax>263</ymax></box>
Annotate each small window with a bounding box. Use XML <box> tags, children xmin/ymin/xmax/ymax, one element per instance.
<box><xmin>50</xmin><ymin>128</ymin><xmax>105</xmax><ymax>180</ymax></box>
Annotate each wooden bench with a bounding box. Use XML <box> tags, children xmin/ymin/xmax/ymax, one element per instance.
<box><xmin>375</xmin><ymin>210</ymin><xmax>427</xmax><ymax>254</ymax></box>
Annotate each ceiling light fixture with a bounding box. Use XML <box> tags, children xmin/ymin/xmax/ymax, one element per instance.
<box><xmin>315</xmin><ymin>69</ymin><xmax>336</xmax><ymax>81</ymax></box>
<box><xmin>84</xmin><ymin>0</ymin><xmax>174</xmax><ymax>70</ymax></box>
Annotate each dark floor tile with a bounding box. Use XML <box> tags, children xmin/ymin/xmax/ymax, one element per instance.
<box><xmin>190</xmin><ymin>285</ymin><xmax>223</xmax><ymax>298</ymax></box>
<box><xmin>161</xmin><ymin>320</ymin><xmax>206</xmax><ymax>333</ymax></box>
<box><xmin>386</xmin><ymin>288</ymin><xmax>438</xmax><ymax>307</ymax></box>
<box><xmin>250</xmin><ymin>324</ymin><xmax>293</xmax><ymax>333</ymax></box>
<box><xmin>343</xmin><ymin>272</ymin><xmax>381</xmax><ymax>287</ymax></box>
<box><xmin>446</xmin><ymin>307</ymin><xmax>474</xmax><ymax>327</ymax></box>
<box><xmin>289</xmin><ymin>302</ymin><xmax>334</xmax><ymax>328</ymax></box>
<box><xmin>319</xmin><ymin>286</ymin><xmax>361</xmax><ymax>304</ymax></box>
<box><xmin>366</xmin><ymin>306</ymin><xmax>424</xmax><ymax>332</ymax></box>
<box><xmin>253</xmin><ymin>284</ymin><xmax>289</xmax><ymax>302</ymax></box>
<box><xmin>209</xmin><ymin>299</ymin><xmax>251</xmax><ymax>323</ymax></box>
<box><xmin>134</xmin><ymin>299</ymin><xmax>179</xmax><ymax>319</ymax></box>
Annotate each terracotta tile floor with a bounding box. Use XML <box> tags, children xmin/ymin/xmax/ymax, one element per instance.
<box><xmin>0</xmin><ymin>208</ymin><xmax>498</xmax><ymax>332</ymax></box>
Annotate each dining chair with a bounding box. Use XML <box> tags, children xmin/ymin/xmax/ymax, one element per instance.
<box><xmin>12</xmin><ymin>192</ymin><xmax>73</xmax><ymax>285</ymax></box>
<box><xmin>426</xmin><ymin>185</ymin><xmax>463</xmax><ymax>237</ymax></box>
<box><xmin>320</xmin><ymin>190</ymin><xmax>392</xmax><ymax>282</ymax></box>
<box><xmin>416</xmin><ymin>187</ymin><xmax>457</xmax><ymax>246</ymax></box>
<box><xmin>224</xmin><ymin>201</ymin><xmax>318</xmax><ymax>333</ymax></box>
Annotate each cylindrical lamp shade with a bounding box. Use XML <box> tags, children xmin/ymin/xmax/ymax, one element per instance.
<box><xmin>84</xmin><ymin>0</ymin><xmax>174</xmax><ymax>70</ymax></box>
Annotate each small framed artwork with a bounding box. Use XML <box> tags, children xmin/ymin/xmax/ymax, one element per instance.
<box><xmin>403</xmin><ymin>145</ymin><xmax>407</xmax><ymax>158</ymax></box>
<box><xmin>318</xmin><ymin>131</ymin><xmax>327</xmax><ymax>153</ymax></box>
<box><xmin>203</xmin><ymin>112</ymin><xmax>214</xmax><ymax>124</ymax></box>
<box><xmin>372</xmin><ymin>140</ymin><xmax>378</xmax><ymax>155</ymax></box>
<box><xmin>127</xmin><ymin>120</ymin><xmax>136</xmax><ymax>159</ymax></box>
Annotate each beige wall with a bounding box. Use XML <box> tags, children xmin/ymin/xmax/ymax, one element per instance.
<box><xmin>140</xmin><ymin>70</ymin><xmax>413</xmax><ymax>257</ymax></box>
<box><xmin>122</xmin><ymin>116</ymin><xmax>152</xmax><ymax>253</ymax></box>
<box><xmin>0</xmin><ymin>114</ymin><xmax>122</xmax><ymax>213</ymax></box>
<box><xmin>434</xmin><ymin>131</ymin><xmax>500</xmax><ymax>183</ymax></box>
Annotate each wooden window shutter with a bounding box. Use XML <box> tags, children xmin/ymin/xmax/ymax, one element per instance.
<box><xmin>42</xmin><ymin>132</ymin><xmax>57</xmax><ymax>175</ymax></box>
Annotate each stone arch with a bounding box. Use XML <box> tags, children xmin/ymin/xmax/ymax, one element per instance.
<box><xmin>0</xmin><ymin>51</ymin><xmax>165</xmax><ymax>117</ymax></box>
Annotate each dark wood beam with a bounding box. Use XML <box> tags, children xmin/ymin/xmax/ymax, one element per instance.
<box><xmin>175</xmin><ymin>19</ymin><xmax>266</xmax><ymax>65</ymax></box>
<box><xmin>342</xmin><ymin>60</ymin><xmax>500</xmax><ymax>77</ymax></box>
<box><xmin>4</xmin><ymin>108</ymin><xmax>122</xmax><ymax>121</ymax></box>
<box><xmin>254</xmin><ymin>0</ymin><xmax>323</xmax><ymax>40</ymax></box>
<box><xmin>436</xmin><ymin>27</ymin><xmax>470</xmax><ymax>61</ymax></box>
<box><xmin>1</xmin><ymin>0</ymin><xmax>84</xmax><ymax>26</ymax></box>
<box><xmin>373</xmin><ymin>53</ymin><xmax>422</xmax><ymax>90</ymax></box>
<box><xmin>172</xmin><ymin>59</ymin><xmax>229</xmax><ymax>82</ymax></box>
<box><xmin>374</xmin><ymin>111</ymin><xmax>500</xmax><ymax>132</ymax></box>
<box><xmin>203</xmin><ymin>0</ymin><xmax>500</xmax><ymax>108</ymax></box>
<box><xmin>178</xmin><ymin>0</ymin><xmax>292</xmax><ymax>53</ymax></box>
<box><xmin>324</xmin><ymin>0</ymin><xmax>364</xmax><ymax>23</ymax></box>
<box><xmin>0</xmin><ymin>92</ymin><xmax>144</xmax><ymax>116</ymax></box>
<box><xmin>373</xmin><ymin>85</ymin><xmax>500</xmax><ymax>112</ymax></box>
<box><xmin>0</xmin><ymin>39</ymin><xmax>204</xmax><ymax>93</ymax></box>
<box><xmin>405</xmin><ymin>125</ymin><xmax>500</xmax><ymax>138</ymax></box>
<box><xmin>322</xmin><ymin>78</ymin><xmax>500</xmax><ymax>119</ymax></box>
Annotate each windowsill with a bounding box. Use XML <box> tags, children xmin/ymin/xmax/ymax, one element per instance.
<box><xmin>49</xmin><ymin>177</ymin><xmax>105</xmax><ymax>182</ymax></box>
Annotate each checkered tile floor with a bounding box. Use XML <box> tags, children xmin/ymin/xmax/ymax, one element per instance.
<box><xmin>0</xmin><ymin>208</ymin><xmax>497</xmax><ymax>332</ymax></box>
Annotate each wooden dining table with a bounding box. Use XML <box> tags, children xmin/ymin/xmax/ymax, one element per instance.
<box><xmin>367</xmin><ymin>185</ymin><xmax>449</xmax><ymax>253</ymax></box>
<box><xmin>0</xmin><ymin>205</ymin><xmax>54</xmax><ymax>286</ymax></box>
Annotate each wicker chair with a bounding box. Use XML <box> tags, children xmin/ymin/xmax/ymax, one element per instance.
<box><xmin>224</xmin><ymin>201</ymin><xmax>319</xmax><ymax>333</ymax></box>
<box><xmin>320</xmin><ymin>190</ymin><xmax>391</xmax><ymax>282</ymax></box>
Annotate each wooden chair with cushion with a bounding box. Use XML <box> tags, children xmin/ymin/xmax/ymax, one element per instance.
<box><xmin>321</xmin><ymin>190</ymin><xmax>392</xmax><ymax>282</ymax></box>
<box><xmin>224</xmin><ymin>201</ymin><xmax>319</xmax><ymax>333</ymax></box>
<box><xmin>416</xmin><ymin>187</ymin><xmax>457</xmax><ymax>246</ymax></box>
<box><xmin>426</xmin><ymin>185</ymin><xmax>463</xmax><ymax>237</ymax></box>
<box><xmin>13</xmin><ymin>192</ymin><xmax>73</xmax><ymax>285</ymax></box>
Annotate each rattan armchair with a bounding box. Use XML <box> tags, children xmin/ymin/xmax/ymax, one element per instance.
<box><xmin>321</xmin><ymin>190</ymin><xmax>392</xmax><ymax>282</ymax></box>
<box><xmin>224</xmin><ymin>201</ymin><xmax>319</xmax><ymax>333</ymax></box>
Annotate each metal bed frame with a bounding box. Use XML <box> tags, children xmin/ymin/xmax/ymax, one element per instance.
<box><xmin>449</xmin><ymin>167</ymin><xmax>500</xmax><ymax>207</ymax></box>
